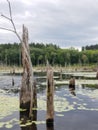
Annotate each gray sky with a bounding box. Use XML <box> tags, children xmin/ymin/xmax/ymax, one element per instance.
<box><xmin>0</xmin><ymin>0</ymin><xmax>98</xmax><ymax>49</ymax></box>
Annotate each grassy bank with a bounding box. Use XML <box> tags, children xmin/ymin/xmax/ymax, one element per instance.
<box><xmin>0</xmin><ymin>64</ymin><xmax>97</xmax><ymax>74</ymax></box>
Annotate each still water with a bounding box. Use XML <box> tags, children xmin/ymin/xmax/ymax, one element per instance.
<box><xmin>0</xmin><ymin>74</ymin><xmax>98</xmax><ymax>130</ymax></box>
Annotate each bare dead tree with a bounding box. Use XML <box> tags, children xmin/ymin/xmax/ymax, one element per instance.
<box><xmin>0</xmin><ymin>0</ymin><xmax>21</xmax><ymax>42</ymax></box>
<box><xmin>20</xmin><ymin>25</ymin><xmax>36</xmax><ymax>118</ymax></box>
<box><xmin>0</xmin><ymin>0</ymin><xmax>22</xmax><ymax>67</ymax></box>
<box><xmin>0</xmin><ymin>0</ymin><xmax>36</xmax><ymax>118</ymax></box>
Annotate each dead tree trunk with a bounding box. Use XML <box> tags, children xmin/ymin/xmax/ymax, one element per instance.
<box><xmin>32</xmin><ymin>80</ymin><xmax>37</xmax><ymax>120</ymax></box>
<box><xmin>46</xmin><ymin>66</ymin><xmax>54</xmax><ymax>125</ymax></box>
<box><xmin>20</xmin><ymin>25</ymin><xmax>36</xmax><ymax>118</ymax></box>
<box><xmin>0</xmin><ymin>0</ymin><xmax>37</xmax><ymax>120</ymax></box>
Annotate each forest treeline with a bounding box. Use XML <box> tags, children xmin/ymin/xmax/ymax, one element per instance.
<box><xmin>0</xmin><ymin>43</ymin><xmax>98</xmax><ymax>66</ymax></box>
<box><xmin>82</xmin><ymin>44</ymin><xmax>98</xmax><ymax>50</ymax></box>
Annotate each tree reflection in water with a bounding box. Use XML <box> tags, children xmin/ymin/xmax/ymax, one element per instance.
<box><xmin>70</xmin><ymin>89</ymin><xmax>76</xmax><ymax>96</ymax></box>
<box><xmin>20</xmin><ymin>110</ymin><xmax>37</xmax><ymax>130</ymax></box>
<box><xmin>20</xmin><ymin>110</ymin><xmax>54</xmax><ymax>130</ymax></box>
<box><xmin>46</xmin><ymin>120</ymin><xmax>54</xmax><ymax>130</ymax></box>
<box><xmin>21</xmin><ymin>123</ymin><xmax>37</xmax><ymax>130</ymax></box>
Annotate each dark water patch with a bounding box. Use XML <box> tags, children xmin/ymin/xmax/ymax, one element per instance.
<box><xmin>55</xmin><ymin>110</ymin><xmax>98</xmax><ymax>130</ymax></box>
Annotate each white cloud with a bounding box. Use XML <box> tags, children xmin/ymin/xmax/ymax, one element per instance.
<box><xmin>21</xmin><ymin>0</ymin><xmax>33</xmax><ymax>6</ymax></box>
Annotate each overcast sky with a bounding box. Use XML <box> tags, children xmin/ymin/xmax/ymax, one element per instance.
<box><xmin>0</xmin><ymin>0</ymin><xmax>98</xmax><ymax>49</ymax></box>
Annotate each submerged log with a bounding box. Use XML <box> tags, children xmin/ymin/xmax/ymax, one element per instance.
<box><xmin>20</xmin><ymin>25</ymin><xmax>36</xmax><ymax>118</ymax></box>
<box><xmin>46</xmin><ymin>66</ymin><xmax>54</xmax><ymax>125</ymax></box>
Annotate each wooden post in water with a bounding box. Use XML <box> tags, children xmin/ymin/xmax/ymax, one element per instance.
<box><xmin>46</xmin><ymin>65</ymin><xmax>54</xmax><ymax>126</ymax></box>
<box><xmin>69</xmin><ymin>76</ymin><xmax>76</xmax><ymax>96</ymax></box>
<box><xmin>20</xmin><ymin>25</ymin><xmax>36</xmax><ymax>118</ymax></box>
<box><xmin>59</xmin><ymin>68</ymin><xmax>62</xmax><ymax>80</ymax></box>
<box><xmin>96</xmin><ymin>70</ymin><xmax>98</xmax><ymax>79</ymax></box>
<box><xmin>12</xmin><ymin>67</ymin><xmax>15</xmax><ymax>86</ymax></box>
<box><xmin>32</xmin><ymin>80</ymin><xmax>37</xmax><ymax>120</ymax></box>
<box><xmin>69</xmin><ymin>76</ymin><xmax>75</xmax><ymax>90</ymax></box>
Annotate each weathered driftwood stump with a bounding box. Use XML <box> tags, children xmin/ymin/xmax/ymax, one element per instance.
<box><xmin>20</xmin><ymin>25</ymin><xmax>37</xmax><ymax>118</ymax></box>
<box><xmin>69</xmin><ymin>76</ymin><xmax>75</xmax><ymax>90</ymax></box>
<box><xmin>69</xmin><ymin>76</ymin><xmax>76</xmax><ymax>96</ymax></box>
<box><xmin>46</xmin><ymin>66</ymin><xmax>54</xmax><ymax>126</ymax></box>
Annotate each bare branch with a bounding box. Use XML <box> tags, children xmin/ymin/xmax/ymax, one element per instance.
<box><xmin>6</xmin><ymin>0</ymin><xmax>12</xmax><ymax>18</ymax></box>
<box><xmin>0</xmin><ymin>0</ymin><xmax>22</xmax><ymax>43</ymax></box>
<box><xmin>1</xmin><ymin>14</ymin><xmax>11</xmax><ymax>21</ymax></box>
<box><xmin>1</xmin><ymin>0</ymin><xmax>21</xmax><ymax>41</ymax></box>
<box><xmin>15</xmin><ymin>32</ymin><xmax>22</xmax><ymax>43</ymax></box>
<box><xmin>0</xmin><ymin>27</ymin><xmax>14</xmax><ymax>32</ymax></box>
<box><xmin>6</xmin><ymin>0</ymin><xmax>17</xmax><ymax>32</ymax></box>
<box><xmin>0</xmin><ymin>26</ymin><xmax>22</xmax><ymax>42</ymax></box>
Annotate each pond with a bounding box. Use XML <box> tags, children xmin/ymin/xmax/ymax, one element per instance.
<box><xmin>0</xmin><ymin>73</ymin><xmax>98</xmax><ymax>130</ymax></box>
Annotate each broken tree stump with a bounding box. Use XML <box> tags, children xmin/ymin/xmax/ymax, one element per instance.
<box><xmin>46</xmin><ymin>66</ymin><xmax>54</xmax><ymax>125</ymax></box>
<box><xmin>69</xmin><ymin>76</ymin><xmax>75</xmax><ymax>90</ymax></box>
<box><xmin>20</xmin><ymin>25</ymin><xmax>36</xmax><ymax>118</ymax></box>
